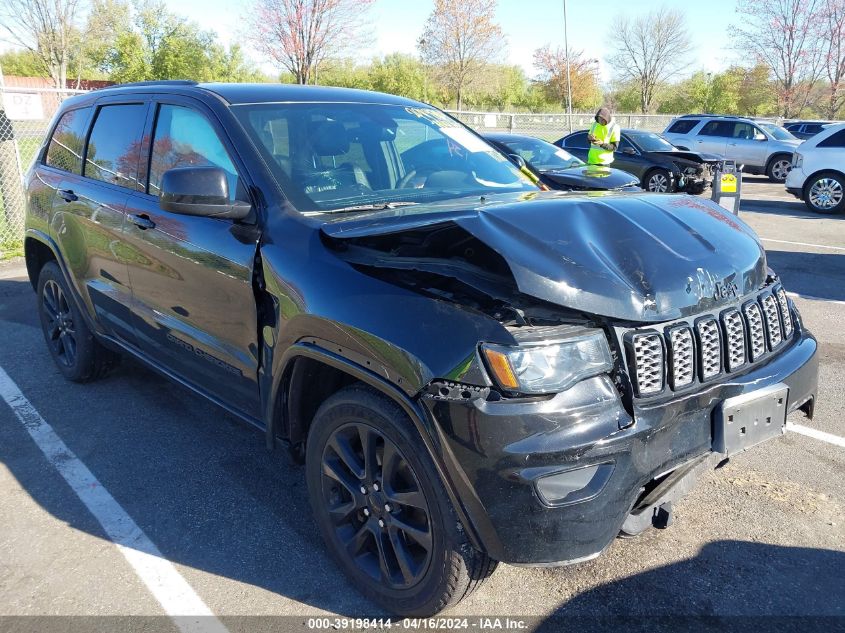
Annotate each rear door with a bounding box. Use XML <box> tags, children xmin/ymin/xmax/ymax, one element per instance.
<box><xmin>122</xmin><ymin>96</ymin><xmax>261</xmax><ymax>418</ymax></box>
<box><xmin>694</xmin><ymin>121</ymin><xmax>730</xmax><ymax>155</ymax></box>
<box><xmin>49</xmin><ymin>99</ymin><xmax>149</xmax><ymax>344</ymax></box>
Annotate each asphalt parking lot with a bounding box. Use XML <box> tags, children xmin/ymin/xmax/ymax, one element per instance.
<box><xmin>0</xmin><ymin>176</ymin><xmax>843</xmax><ymax>632</ymax></box>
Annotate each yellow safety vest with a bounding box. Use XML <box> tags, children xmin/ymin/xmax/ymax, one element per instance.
<box><xmin>588</xmin><ymin>120</ymin><xmax>621</xmax><ymax>165</ymax></box>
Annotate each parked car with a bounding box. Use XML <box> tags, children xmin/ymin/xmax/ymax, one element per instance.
<box><xmin>25</xmin><ymin>81</ymin><xmax>819</xmax><ymax>616</ymax></box>
<box><xmin>483</xmin><ymin>133</ymin><xmax>640</xmax><ymax>192</ymax></box>
<box><xmin>784</xmin><ymin>121</ymin><xmax>832</xmax><ymax>140</ymax></box>
<box><xmin>663</xmin><ymin>115</ymin><xmax>801</xmax><ymax>182</ymax></box>
<box><xmin>556</xmin><ymin>128</ymin><xmax>720</xmax><ymax>193</ymax></box>
<box><xmin>785</xmin><ymin>122</ymin><xmax>845</xmax><ymax>214</ymax></box>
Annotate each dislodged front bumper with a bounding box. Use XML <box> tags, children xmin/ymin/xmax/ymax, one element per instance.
<box><xmin>421</xmin><ymin>326</ymin><xmax>818</xmax><ymax>566</ymax></box>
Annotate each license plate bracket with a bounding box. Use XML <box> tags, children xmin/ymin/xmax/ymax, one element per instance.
<box><xmin>713</xmin><ymin>384</ymin><xmax>789</xmax><ymax>456</ymax></box>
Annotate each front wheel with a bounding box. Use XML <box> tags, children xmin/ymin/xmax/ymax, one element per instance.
<box><xmin>767</xmin><ymin>155</ymin><xmax>792</xmax><ymax>182</ymax></box>
<box><xmin>644</xmin><ymin>168</ymin><xmax>674</xmax><ymax>193</ymax></box>
<box><xmin>306</xmin><ymin>386</ymin><xmax>496</xmax><ymax>616</ymax></box>
<box><xmin>804</xmin><ymin>172</ymin><xmax>845</xmax><ymax>215</ymax></box>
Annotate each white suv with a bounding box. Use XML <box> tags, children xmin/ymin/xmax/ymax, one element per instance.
<box><xmin>785</xmin><ymin>123</ymin><xmax>845</xmax><ymax>215</ymax></box>
<box><xmin>663</xmin><ymin>115</ymin><xmax>802</xmax><ymax>182</ymax></box>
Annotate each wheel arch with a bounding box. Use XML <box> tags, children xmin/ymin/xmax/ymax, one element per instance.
<box><xmin>765</xmin><ymin>152</ymin><xmax>793</xmax><ymax>173</ymax></box>
<box><xmin>24</xmin><ymin>230</ymin><xmax>59</xmax><ymax>291</ymax></box>
<box><xmin>267</xmin><ymin>342</ymin><xmax>493</xmax><ymax>556</ymax></box>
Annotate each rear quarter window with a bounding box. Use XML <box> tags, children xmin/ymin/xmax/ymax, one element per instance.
<box><xmin>667</xmin><ymin>119</ymin><xmax>699</xmax><ymax>134</ymax></box>
<box><xmin>817</xmin><ymin>129</ymin><xmax>845</xmax><ymax>148</ymax></box>
<box><xmin>44</xmin><ymin>107</ymin><xmax>92</xmax><ymax>174</ymax></box>
<box><xmin>564</xmin><ymin>132</ymin><xmax>589</xmax><ymax>149</ymax></box>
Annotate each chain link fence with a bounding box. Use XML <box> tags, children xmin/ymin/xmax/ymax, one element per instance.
<box><xmin>0</xmin><ymin>87</ymin><xmax>86</xmax><ymax>258</ymax></box>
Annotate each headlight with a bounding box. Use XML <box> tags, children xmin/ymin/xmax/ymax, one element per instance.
<box><xmin>482</xmin><ymin>328</ymin><xmax>613</xmax><ymax>394</ymax></box>
<box><xmin>792</xmin><ymin>153</ymin><xmax>803</xmax><ymax>168</ymax></box>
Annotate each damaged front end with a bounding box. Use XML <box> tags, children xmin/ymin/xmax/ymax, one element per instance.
<box><xmin>318</xmin><ymin>193</ymin><xmax>817</xmax><ymax>565</ymax></box>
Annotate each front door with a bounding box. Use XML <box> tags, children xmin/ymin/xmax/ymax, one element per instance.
<box><xmin>123</xmin><ymin>99</ymin><xmax>261</xmax><ymax>418</ymax></box>
<box><xmin>726</xmin><ymin>122</ymin><xmax>769</xmax><ymax>169</ymax></box>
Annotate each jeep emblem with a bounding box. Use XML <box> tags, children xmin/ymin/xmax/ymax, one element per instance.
<box><xmin>714</xmin><ymin>280</ymin><xmax>739</xmax><ymax>300</ymax></box>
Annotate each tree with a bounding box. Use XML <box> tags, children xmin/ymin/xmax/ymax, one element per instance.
<box><xmin>607</xmin><ymin>6</ymin><xmax>693</xmax><ymax>113</ymax></box>
<box><xmin>0</xmin><ymin>0</ymin><xmax>83</xmax><ymax>88</ymax></box>
<box><xmin>246</xmin><ymin>0</ymin><xmax>373</xmax><ymax>85</ymax></box>
<box><xmin>532</xmin><ymin>45</ymin><xmax>601</xmax><ymax>111</ymax></box>
<box><xmin>418</xmin><ymin>0</ymin><xmax>506</xmax><ymax>111</ymax></box>
<box><xmin>820</xmin><ymin>0</ymin><xmax>845</xmax><ymax>119</ymax></box>
<box><xmin>735</xmin><ymin>0</ymin><xmax>825</xmax><ymax>118</ymax></box>
<box><xmin>0</xmin><ymin>49</ymin><xmax>46</xmax><ymax>77</ymax></box>
<box><xmin>368</xmin><ymin>54</ymin><xmax>427</xmax><ymax>101</ymax></box>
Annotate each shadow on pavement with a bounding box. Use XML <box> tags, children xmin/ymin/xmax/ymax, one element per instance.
<box><xmin>535</xmin><ymin>541</ymin><xmax>844</xmax><ymax>631</ymax></box>
<box><xmin>765</xmin><ymin>250</ymin><xmax>845</xmax><ymax>303</ymax></box>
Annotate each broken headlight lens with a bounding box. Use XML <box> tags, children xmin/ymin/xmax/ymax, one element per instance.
<box><xmin>482</xmin><ymin>329</ymin><xmax>613</xmax><ymax>394</ymax></box>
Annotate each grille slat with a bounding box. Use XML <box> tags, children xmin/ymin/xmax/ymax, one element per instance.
<box><xmin>722</xmin><ymin>309</ymin><xmax>746</xmax><ymax>371</ymax></box>
<box><xmin>629</xmin><ymin>289</ymin><xmax>795</xmax><ymax>396</ymax></box>
<box><xmin>668</xmin><ymin>327</ymin><xmax>694</xmax><ymax>388</ymax></box>
<box><xmin>631</xmin><ymin>333</ymin><xmax>664</xmax><ymax>395</ymax></box>
<box><xmin>762</xmin><ymin>294</ymin><xmax>783</xmax><ymax>349</ymax></box>
<box><xmin>776</xmin><ymin>287</ymin><xmax>793</xmax><ymax>338</ymax></box>
<box><xmin>696</xmin><ymin>318</ymin><xmax>722</xmax><ymax>379</ymax></box>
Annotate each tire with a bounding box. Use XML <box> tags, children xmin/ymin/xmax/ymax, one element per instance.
<box><xmin>37</xmin><ymin>262</ymin><xmax>119</xmax><ymax>382</ymax></box>
<box><xmin>306</xmin><ymin>386</ymin><xmax>496</xmax><ymax>616</ymax></box>
<box><xmin>803</xmin><ymin>172</ymin><xmax>845</xmax><ymax>215</ymax></box>
<box><xmin>644</xmin><ymin>168</ymin><xmax>674</xmax><ymax>193</ymax></box>
<box><xmin>766</xmin><ymin>154</ymin><xmax>792</xmax><ymax>182</ymax></box>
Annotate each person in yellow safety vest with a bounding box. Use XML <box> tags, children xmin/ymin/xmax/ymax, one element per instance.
<box><xmin>587</xmin><ymin>107</ymin><xmax>621</xmax><ymax>165</ymax></box>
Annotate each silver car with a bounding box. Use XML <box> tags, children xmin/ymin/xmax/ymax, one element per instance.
<box><xmin>663</xmin><ymin>115</ymin><xmax>802</xmax><ymax>182</ymax></box>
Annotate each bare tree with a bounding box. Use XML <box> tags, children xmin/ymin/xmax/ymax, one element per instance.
<box><xmin>607</xmin><ymin>7</ymin><xmax>692</xmax><ymax>113</ymax></box>
<box><xmin>418</xmin><ymin>0</ymin><xmax>505</xmax><ymax>111</ymax></box>
<box><xmin>533</xmin><ymin>45</ymin><xmax>600</xmax><ymax>110</ymax></box>
<box><xmin>246</xmin><ymin>0</ymin><xmax>373</xmax><ymax>85</ymax></box>
<box><xmin>0</xmin><ymin>0</ymin><xmax>84</xmax><ymax>88</ymax></box>
<box><xmin>820</xmin><ymin>0</ymin><xmax>845</xmax><ymax>119</ymax></box>
<box><xmin>735</xmin><ymin>0</ymin><xmax>825</xmax><ymax>118</ymax></box>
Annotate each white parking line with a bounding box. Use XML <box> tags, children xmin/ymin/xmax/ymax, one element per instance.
<box><xmin>0</xmin><ymin>366</ymin><xmax>229</xmax><ymax>633</ymax></box>
<box><xmin>787</xmin><ymin>422</ymin><xmax>845</xmax><ymax>449</ymax></box>
<box><xmin>761</xmin><ymin>238</ymin><xmax>845</xmax><ymax>252</ymax></box>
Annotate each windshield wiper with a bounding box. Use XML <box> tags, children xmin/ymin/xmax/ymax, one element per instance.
<box><xmin>325</xmin><ymin>201</ymin><xmax>419</xmax><ymax>214</ymax></box>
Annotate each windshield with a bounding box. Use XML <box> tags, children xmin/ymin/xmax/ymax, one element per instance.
<box><xmin>759</xmin><ymin>122</ymin><xmax>797</xmax><ymax>141</ymax></box>
<box><xmin>234</xmin><ymin>103</ymin><xmax>537</xmax><ymax>213</ymax></box>
<box><xmin>626</xmin><ymin>132</ymin><xmax>677</xmax><ymax>152</ymax></box>
<box><xmin>496</xmin><ymin>136</ymin><xmax>584</xmax><ymax>171</ymax></box>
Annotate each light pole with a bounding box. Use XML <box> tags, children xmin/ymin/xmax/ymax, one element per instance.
<box><xmin>563</xmin><ymin>0</ymin><xmax>573</xmax><ymax>133</ymax></box>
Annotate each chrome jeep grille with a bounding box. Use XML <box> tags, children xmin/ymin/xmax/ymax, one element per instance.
<box><xmin>627</xmin><ymin>286</ymin><xmax>794</xmax><ymax>397</ymax></box>
<box><xmin>631</xmin><ymin>333</ymin><xmax>664</xmax><ymax>395</ymax></box>
<box><xmin>722</xmin><ymin>309</ymin><xmax>746</xmax><ymax>371</ymax></box>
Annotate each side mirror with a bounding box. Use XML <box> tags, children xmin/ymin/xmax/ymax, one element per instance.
<box><xmin>508</xmin><ymin>153</ymin><xmax>527</xmax><ymax>169</ymax></box>
<box><xmin>621</xmin><ymin>147</ymin><xmax>637</xmax><ymax>155</ymax></box>
<box><xmin>159</xmin><ymin>166</ymin><xmax>251</xmax><ymax>219</ymax></box>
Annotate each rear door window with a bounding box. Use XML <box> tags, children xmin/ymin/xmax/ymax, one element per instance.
<box><xmin>148</xmin><ymin>104</ymin><xmax>239</xmax><ymax>199</ymax></box>
<box><xmin>667</xmin><ymin>119</ymin><xmax>699</xmax><ymax>134</ymax></box>
<box><xmin>699</xmin><ymin>121</ymin><xmax>733</xmax><ymax>137</ymax></box>
<box><xmin>84</xmin><ymin>104</ymin><xmax>147</xmax><ymax>190</ymax></box>
<box><xmin>564</xmin><ymin>132</ymin><xmax>590</xmax><ymax>148</ymax></box>
<box><xmin>44</xmin><ymin>107</ymin><xmax>92</xmax><ymax>175</ymax></box>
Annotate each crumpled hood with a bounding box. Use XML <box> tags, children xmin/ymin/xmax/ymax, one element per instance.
<box><xmin>321</xmin><ymin>192</ymin><xmax>767</xmax><ymax>322</ymax></box>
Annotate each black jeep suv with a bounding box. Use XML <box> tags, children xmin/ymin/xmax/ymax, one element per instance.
<box><xmin>24</xmin><ymin>81</ymin><xmax>819</xmax><ymax>616</ymax></box>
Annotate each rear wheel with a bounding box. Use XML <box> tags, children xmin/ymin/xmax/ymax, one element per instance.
<box><xmin>804</xmin><ymin>172</ymin><xmax>845</xmax><ymax>215</ymax></box>
<box><xmin>37</xmin><ymin>262</ymin><xmax>118</xmax><ymax>381</ymax></box>
<box><xmin>306</xmin><ymin>386</ymin><xmax>496</xmax><ymax>616</ymax></box>
<box><xmin>644</xmin><ymin>168</ymin><xmax>673</xmax><ymax>193</ymax></box>
<box><xmin>766</xmin><ymin>155</ymin><xmax>792</xmax><ymax>182</ymax></box>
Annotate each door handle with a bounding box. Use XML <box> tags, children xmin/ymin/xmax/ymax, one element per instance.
<box><xmin>58</xmin><ymin>189</ymin><xmax>78</xmax><ymax>202</ymax></box>
<box><xmin>728</xmin><ymin>143</ymin><xmax>738</xmax><ymax>146</ymax></box>
<box><xmin>130</xmin><ymin>213</ymin><xmax>156</xmax><ymax>230</ymax></box>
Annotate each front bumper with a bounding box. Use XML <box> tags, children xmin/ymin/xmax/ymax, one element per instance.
<box><xmin>422</xmin><ymin>326</ymin><xmax>818</xmax><ymax>565</ymax></box>
<box><xmin>785</xmin><ymin>168</ymin><xmax>806</xmax><ymax>198</ymax></box>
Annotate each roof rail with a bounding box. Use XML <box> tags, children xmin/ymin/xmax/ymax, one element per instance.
<box><xmin>110</xmin><ymin>80</ymin><xmax>199</xmax><ymax>88</ymax></box>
